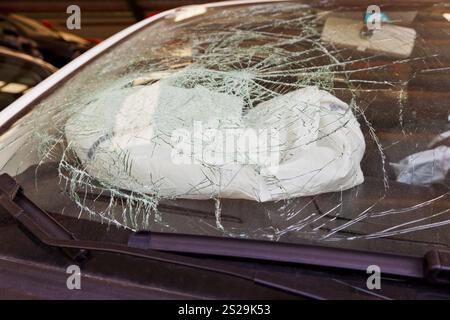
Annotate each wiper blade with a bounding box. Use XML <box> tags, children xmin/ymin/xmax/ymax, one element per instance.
<box><xmin>75</xmin><ymin>189</ymin><xmax>445</xmax><ymax>283</ymax></box>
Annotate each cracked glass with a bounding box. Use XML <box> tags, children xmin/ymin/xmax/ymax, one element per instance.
<box><xmin>0</xmin><ymin>1</ymin><xmax>449</xmax><ymax>258</ymax></box>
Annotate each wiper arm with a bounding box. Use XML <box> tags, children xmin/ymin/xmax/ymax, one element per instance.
<box><xmin>126</xmin><ymin>231</ymin><xmax>450</xmax><ymax>288</ymax></box>
<box><xmin>0</xmin><ymin>173</ymin><xmax>382</xmax><ymax>300</ymax></box>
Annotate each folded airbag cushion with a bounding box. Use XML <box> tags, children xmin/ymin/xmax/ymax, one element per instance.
<box><xmin>65</xmin><ymin>82</ymin><xmax>365</xmax><ymax>201</ymax></box>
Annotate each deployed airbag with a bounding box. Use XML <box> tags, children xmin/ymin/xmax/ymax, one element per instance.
<box><xmin>65</xmin><ymin>81</ymin><xmax>365</xmax><ymax>201</ymax></box>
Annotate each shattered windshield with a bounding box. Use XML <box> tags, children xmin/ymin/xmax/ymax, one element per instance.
<box><xmin>1</xmin><ymin>1</ymin><xmax>449</xmax><ymax>257</ymax></box>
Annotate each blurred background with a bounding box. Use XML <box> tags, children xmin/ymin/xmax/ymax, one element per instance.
<box><xmin>0</xmin><ymin>0</ymin><xmax>221</xmax><ymax>40</ymax></box>
<box><xmin>0</xmin><ymin>0</ymin><xmax>226</xmax><ymax>109</ymax></box>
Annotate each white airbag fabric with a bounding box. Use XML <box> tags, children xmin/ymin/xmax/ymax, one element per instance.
<box><xmin>65</xmin><ymin>82</ymin><xmax>365</xmax><ymax>201</ymax></box>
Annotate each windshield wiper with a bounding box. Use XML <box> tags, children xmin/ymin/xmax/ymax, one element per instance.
<box><xmin>74</xmin><ymin>189</ymin><xmax>446</xmax><ymax>283</ymax></box>
<box><xmin>0</xmin><ymin>173</ymin><xmax>448</xmax><ymax>299</ymax></box>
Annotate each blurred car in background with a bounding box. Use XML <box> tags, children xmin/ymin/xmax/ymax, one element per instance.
<box><xmin>0</xmin><ymin>17</ymin><xmax>42</xmax><ymax>59</ymax></box>
<box><xmin>0</xmin><ymin>14</ymin><xmax>94</xmax><ymax>67</ymax></box>
<box><xmin>0</xmin><ymin>46</ymin><xmax>56</xmax><ymax>111</ymax></box>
